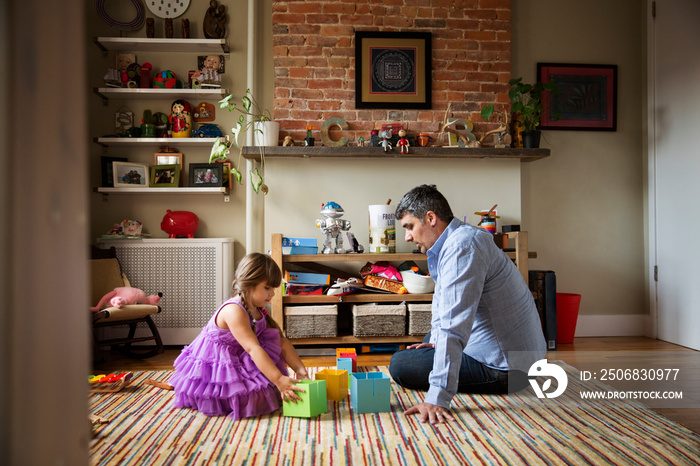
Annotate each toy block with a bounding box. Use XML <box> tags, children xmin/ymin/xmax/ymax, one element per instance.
<box><xmin>282</xmin><ymin>379</ymin><xmax>327</xmax><ymax>418</ymax></box>
<box><xmin>336</xmin><ymin>348</ymin><xmax>357</xmax><ymax>372</ymax></box>
<box><xmin>316</xmin><ymin>369</ymin><xmax>348</xmax><ymax>401</ymax></box>
<box><xmin>337</xmin><ymin>357</ymin><xmax>354</xmax><ymax>385</ymax></box>
<box><xmin>351</xmin><ymin>372</ymin><xmax>391</xmax><ymax>414</ymax></box>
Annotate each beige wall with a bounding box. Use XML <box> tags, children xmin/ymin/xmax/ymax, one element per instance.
<box><xmin>513</xmin><ymin>0</ymin><xmax>645</xmax><ymax>320</ymax></box>
<box><xmin>88</xmin><ymin>0</ymin><xmax>647</xmax><ymax>330</ymax></box>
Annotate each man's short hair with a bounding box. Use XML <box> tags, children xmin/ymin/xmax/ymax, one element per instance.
<box><xmin>395</xmin><ymin>184</ymin><xmax>454</xmax><ymax>223</ymax></box>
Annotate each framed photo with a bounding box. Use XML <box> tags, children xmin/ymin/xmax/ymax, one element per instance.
<box><xmin>112</xmin><ymin>161</ymin><xmax>149</xmax><ymax>188</ymax></box>
<box><xmin>150</xmin><ymin>164</ymin><xmax>181</xmax><ymax>188</ymax></box>
<box><xmin>355</xmin><ymin>31</ymin><xmax>432</xmax><ymax>109</ymax></box>
<box><xmin>212</xmin><ymin>158</ymin><xmax>233</xmax><ymax>188</ymax></box>
<box><xmin>101</xmin><ymin>156</ymin><xmax>127</xmax><ymax>187</ymax></box>
<box><xmin>188</xmin><ymin>163</ymin><xmax>223</xmax><ymax>187</ymax></box>
<box><xmin>154</xmin><ymin>152</ymin><xmax>183</xmax><ymax>167</ymax></box>
<box><xmin>537</xmin><ymin>63</ymin><xmax>617</xmax><ymax>131</ymax></box>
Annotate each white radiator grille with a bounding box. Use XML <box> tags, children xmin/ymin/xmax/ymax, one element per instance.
<box><xmin>99</xmin><ymin>238</ymin><xmax>234</xmax><ymax>344</ymax></box>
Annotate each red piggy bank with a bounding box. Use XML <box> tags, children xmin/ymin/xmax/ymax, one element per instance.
<box><xmin>161</xmin><ymin>210</ymin><xmax>199</xmax><ymax>238</ymax></box>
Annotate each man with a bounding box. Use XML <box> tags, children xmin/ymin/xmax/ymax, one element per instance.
<box><xmin>389</xmin><ymin>185</ymin><xmax>546</xmax><ymax>424</ymax></box>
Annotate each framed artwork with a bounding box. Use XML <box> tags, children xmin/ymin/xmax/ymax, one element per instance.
<box><xmin>154</xmin><ymin>152</ymin><xmax>183</xmax><ymax>167</ymax></box>
<box><xmin>355</xmin><ymin>31</ymin><xmax>432</xmax><ymax>109</ymax></box>
<box><xmin>112</xmin><ymin>161</ymin><xmax>149</xmax><ymax>188</ymax></box>
<box><xmin>101</xmin><ymin>156</ymin><xmax>127</xmax><ymax>187</ymax></box>
<box><xmin>537</xmin><ymin>63</ymin><xmax>617</xmax><ymax>131</ymax></box>
<box><xmin>150</xmin><ymin>164</ymin><xmax>181</xmax><ymax>188</ymax></box>
<box><xmin>188</xmin><ymin>163</ymin><xmax>223</xmax><ymax>187</ymax></box>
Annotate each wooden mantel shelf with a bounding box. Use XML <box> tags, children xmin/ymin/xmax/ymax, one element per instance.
<box><xmin>241</xmin><ymin>146</ymin><xmax>550</xmax><ymax>162</ymax></box>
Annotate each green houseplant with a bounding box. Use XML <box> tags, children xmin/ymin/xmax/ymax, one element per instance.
<box><xmin>481</xmin><ymin>77</ymin><xmax>560</xmax><ymax>148</ymax></box>
<box><xmin>209</xmin><ymin>88</ymin><xmax>275</xmax><ymax>194</ymax></box>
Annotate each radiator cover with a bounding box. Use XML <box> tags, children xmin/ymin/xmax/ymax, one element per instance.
<box><xmin>98</xmin><ymin>238</ymin><xmax>234</xmax><ymax>345</ymax></box>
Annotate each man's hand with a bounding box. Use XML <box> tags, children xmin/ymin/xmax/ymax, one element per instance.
<box><xmin>406</xmin><ymin>342</ymin><xmax>435</xmax><ymax>350</ymax></box>
<box><xmin>404</xmin><ymin>402</ymin><xmax>455</xmax><ymax>424</ymax></box>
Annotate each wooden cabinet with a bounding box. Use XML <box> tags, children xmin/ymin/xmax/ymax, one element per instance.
<box><xmin>269</xmin><ymin>232</ymin><xmax>535</xmax><ymax>346</ymax></box>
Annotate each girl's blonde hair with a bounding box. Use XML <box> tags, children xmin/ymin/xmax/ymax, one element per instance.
<box><xmin>232</xmin><ymin>253</ymin><xmax>283</xmax><ymax>334</ymax></box>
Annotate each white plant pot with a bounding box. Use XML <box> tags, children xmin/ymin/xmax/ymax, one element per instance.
<box><xmin>254</xmin><ymin>121</ymin><xmax>280</xmax><ymax>146</ymax></box>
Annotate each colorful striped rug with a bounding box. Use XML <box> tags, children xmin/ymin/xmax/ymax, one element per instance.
<box><xmin>90</xmin><ymin>364</ymin><xmax>700</xmax><ymax>465</ymax></box>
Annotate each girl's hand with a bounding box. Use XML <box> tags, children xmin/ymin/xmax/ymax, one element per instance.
<box><xmin>276</xmin><ymin>375</ymin><xmax>306</xmax><ymax>403</ymax></box>
<box><xmin>295</xmin><ymin>370</ymin><xmax>310</xmax><ymax>381</ymax></box>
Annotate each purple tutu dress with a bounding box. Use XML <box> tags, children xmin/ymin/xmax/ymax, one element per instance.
<box><xmin>170</xmin><ymin>297</ymin><xmax>288</xmax><ymax>419</ymax></box>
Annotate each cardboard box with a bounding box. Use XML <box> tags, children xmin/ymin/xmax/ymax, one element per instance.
<box><xmin>282</xmin><ymin>246</ymin><xmax>319</xmax><ymax>255</ymax></box>
<box><xmin>282</xmin><ymin>237</ymin><xmax>317</xmax><ymax>247</ymax></box>
<box><xmin>284</xmin><ymin>270</ymin><xmax>330</xmax><ymax>285</ymax></box>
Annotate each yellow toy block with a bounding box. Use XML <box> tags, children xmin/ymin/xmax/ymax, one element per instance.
<box><xmin>316</xmin><ymin>369</ymin><xmax>348</xmax><ymax>401</ymax></box>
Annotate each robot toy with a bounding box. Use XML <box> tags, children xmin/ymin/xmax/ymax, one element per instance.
<box><xmin>316</xmin><ymin>202</ymin><xmax>356</xmax><ymax>254</ymax></box>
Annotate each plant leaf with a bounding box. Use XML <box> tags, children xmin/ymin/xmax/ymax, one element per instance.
<box><xmin>481</xmin><ymin>104</ymin><xmax>494</xmax><ymax>121</ymax></box>
<box><xmin>232</xmin><ymin>167</ymin><xmax>242</xmax><ymax>184</ymax></box>
<box><xmin>250</xmin><ymin>167</ymin><xmax>263</xmax><ymax>194</ymax></box>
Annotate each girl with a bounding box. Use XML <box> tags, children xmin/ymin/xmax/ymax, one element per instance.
<box><xmin>170</xmin><ymin>253</ymin><xmax>310</xmax><ymax>419</ymax></box>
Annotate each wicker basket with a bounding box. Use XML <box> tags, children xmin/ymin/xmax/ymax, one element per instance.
<box><xmin>407</xmin><ymin>303</ymin><xmax>432</xmax><ymax>335</ymax></box>
<box><xmin>284</xmin><ymin>305</ymin><xmax>337</xmax><ymax>338</ymax></box>
<box><xmin>352</xmin><ymin>303</ymin><xmax>406</xmax><ymax>337</ymax></box>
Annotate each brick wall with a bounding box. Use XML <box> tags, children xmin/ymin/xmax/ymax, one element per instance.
<box><xmin>272</xmin><ymin>0</ymin><xmax>511</xmax><ymax>144</ymax></box>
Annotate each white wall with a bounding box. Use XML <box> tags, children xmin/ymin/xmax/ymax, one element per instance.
<box><xmin>513</xmin><ymin>1</ymin><xmax>646</xmax><ymax>331</ymax></box>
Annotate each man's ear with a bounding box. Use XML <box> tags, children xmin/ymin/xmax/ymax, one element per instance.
<box><xmin>425</xmin><ymin>211</ymin><xmax>438</xmax><ymax>227</ymax></box>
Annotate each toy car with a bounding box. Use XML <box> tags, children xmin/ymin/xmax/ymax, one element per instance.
<box><xmin>192</xmin><ymin>124</ymin><xmax>223</xmax><ymax>138</ymax></box>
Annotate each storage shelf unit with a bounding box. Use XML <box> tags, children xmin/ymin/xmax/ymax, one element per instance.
<box><xmin>269</xmin><ymin>232</ymin><xmax>535</xmax><ymax>346</ymax></box>
<box><xmin>242</xmin><ymin>146</ymin><xmax>550</xmax><ymax>162</ymax></box>
<box><xmin>95</xmin><ymin>137</ymin><xmax>220</xmax><ymax>147</ymax></box>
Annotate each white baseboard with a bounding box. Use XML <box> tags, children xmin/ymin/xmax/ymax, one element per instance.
<box><xmin>575</xmin><ymin>314</ymin><xmax>646</xmax><ymax>337</ymax></box>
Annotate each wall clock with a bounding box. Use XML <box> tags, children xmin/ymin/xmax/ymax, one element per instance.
<box><xmin>145</xmin><ymin>0</ymin><xmax>190</xmax><ymax>18</ymax></box>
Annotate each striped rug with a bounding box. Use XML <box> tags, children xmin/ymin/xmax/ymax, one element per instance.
<box><xmin>90</xmin><ymin>364</ymin><xmax>700</xmax><ymax>465</ymax></box>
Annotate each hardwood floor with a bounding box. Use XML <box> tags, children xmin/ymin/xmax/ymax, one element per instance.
<box><xmin>94</xmin><ymin>336</ymin><xmax>700</xmax><ymax>434</ymax></box>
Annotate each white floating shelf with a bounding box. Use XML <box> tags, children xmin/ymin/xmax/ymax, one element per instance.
<box><xmin>94</xmin><ymin>37</ymin><xmax>229</xmax><ymax>54</ymax></box>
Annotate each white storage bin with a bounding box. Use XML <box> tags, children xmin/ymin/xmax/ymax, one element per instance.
<box><xmin>352</xmin><ymin>303</ymin><xmax>406</xmax><ymax>337</ymax></box>
<box><xmin>407</xmin><ymin>303</ymin><xmax>432</xmax><ymax>335</ymax></box>
<box><xmin>284</xmin><ymin>305</ymin><xmax>338</xmax><ymax>338</ymax></box>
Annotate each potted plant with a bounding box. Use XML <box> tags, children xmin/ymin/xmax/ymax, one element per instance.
<box><xmin>140</xmin><ymin>108</ymin><xmax>156</xmax><ymax>138</ymax></box>
<box><xmin>482</xmin><ymin>77</ymin><xmax>560</xmax><ymax>148</ymax></box>
<box><xmin>209</xmin><ymin>88</ymin><xmax>277</xmax><ymax>194</ymax></box>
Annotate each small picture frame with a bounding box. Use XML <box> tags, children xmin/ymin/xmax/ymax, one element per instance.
<box><xmin>188</xmin><ymin>163</ymin><xmax>223</xmax><ymax>187</ymax></box>
<box><xmin>150</xmin><ymin>164</ymin><xmax>181</xmax><ymax>188</ymax></box>
<box><xmin>112</xmin><ymin>161</ymin><xmax>149</xmax><ymax>188</ymax></box>
<box><xmin>154</xmin><ymin>152</ymin><xmax>183</xmax><ymax>167</ymax></box>
<box><xmin>212</xmin><ymin>158</ymin><xmax>233</xmax><ymax>188</ymax></box>
<box><xmin>101</xmin><ymin>156</ymin><xmax>127</xmax><ymax>187</ymax></box>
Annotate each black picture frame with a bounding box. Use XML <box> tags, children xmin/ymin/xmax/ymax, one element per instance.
<box><xmin>101</xmin><ymin>156</ymin><xmax>127</xmax><ymax>187</ymax></box>
<box><xmin>537</xmin><ymin>63</ymin><xmax>618</xmax><ymax>131</ymax></box>
<box><xmin>188</xmin><ymin>163</ymin><xmax>223</xmax><ymax>187</ymax></box>
<box><xmin>355</xmin><ymin>31</ymin><xmax>432</xmax><ymax>109</ymax></box>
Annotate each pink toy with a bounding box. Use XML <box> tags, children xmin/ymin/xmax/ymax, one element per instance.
<box><xmin>161</xmin><ymin>209</ymin><xmax>199</xmax><ymax>238</ymax></box>
<box><xmin>91</xmin><ymin>287</ymin><xmax>162</xmax><ymax>312</ymax></box>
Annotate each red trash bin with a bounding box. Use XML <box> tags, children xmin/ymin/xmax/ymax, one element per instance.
<box><xmin>556</xmin><ymin>293</ymin><xmax>581</xmax><ymax>344</ymax></box>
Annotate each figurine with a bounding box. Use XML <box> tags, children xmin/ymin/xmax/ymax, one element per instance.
<box><xmin>316</xmin><ymin>202</ymin><xmax>352</xmax><ymax>254</ymax></box>
<box><xmin>170</xmin><ymin>99</ymin><xmax>192</xmax><ymax>138</ymax></box>
<box><xmin>357</xmin><ymin>136</ymin><xmax>366</xmax><ymax>147</ymax></box>
<box><xmin>283</xmin><ymin>135</ymin><xmax>295</xmax><ymax>146</ymax></box>
<box><xmin>380</xmin><ymin>129</ymin><xmax>392</xmax><ymax>152</ymax></box>
<box><xmin>397</xmin><ymin>129</ymin><xmax>409</xmax><ymax>154</ymax></box>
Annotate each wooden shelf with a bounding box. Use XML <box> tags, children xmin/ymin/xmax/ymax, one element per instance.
<box><xmin>94</xmin><ymin>87</ymin><xmax>228</xmax><ymax>103</ymax></box>
<box><xmin>95</xmin><ymin>137</ymin><xmax>220</xmax><ymax>147</ymax></box>
<box><xmin>96</xmin><ymin>187</ymin><xmax>228</xmax><ymax>194</ymax></box>
<box><xmin>284</xmin><ymin>252</ymin><xmax>426</xmax><ymax>263</ymax></box>
<box><xmin>289</xmin><ymin>335</ymin><xmax>424</xmax><ymax>345</ymax></box>
<box><xmin>241</xmin><ymin>146</ymin><xmax>550</xmax><ymax>162</ymax></box>
<box><xmin>94</xmin><ymin>37</ymin><xmax>229</xmax><ymax>54</ymax></box>
<box><xmin>283</xmin><ymin>293</ymin><xmax>433</xmax><ymax>304</ymax></box>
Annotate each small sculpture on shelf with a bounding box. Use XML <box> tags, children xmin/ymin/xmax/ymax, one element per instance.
<box><xmin>170</xmin><ymin>99</ymin><xmax>192</xmax><ymax>138</ymax></box>
<box><xmin>397</xmin><ymin>129</ymin><xmax>409</xmax><ymax>154</ymax></box>
<box><xmin>316</xmin><ymin>202</ymin><xmax>353</xmax><ymax>254</ymax></box>
<box><xmin>380</xmin><ymin>129</ymin><xmax>392</xmax><ymax>152</ymax></box>
<box><xmin>203</xmin><ymin>0</ymin><xmax>227</xmax><ymax>39</ymax></box>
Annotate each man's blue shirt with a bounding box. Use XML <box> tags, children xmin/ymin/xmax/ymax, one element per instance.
<box><xmin>425</xmin><ymin>218</ymin><xmax>546</xmax><ymax>408</ymax></box>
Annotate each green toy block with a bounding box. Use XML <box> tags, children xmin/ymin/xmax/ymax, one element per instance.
<box><xmin>351</xmin><ymin>372</ymin><xmax>391</xmax><ymax>414</ymax></box>
<box><xmin>316</xmin><ymin>369</ymin><xmax>348</xmax><ymax>401</ymax></box>
<box><xmin>282</xmin><ymin>379</ymin><xmax>327</xmax><ymax>418</ymax></box>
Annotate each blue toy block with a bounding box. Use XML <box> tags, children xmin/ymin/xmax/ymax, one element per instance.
<box><xmin>350</xmin><ymin>372</ymin><xmax>391</xmax><ymax>414</ymax></box>
<box><xmin>282</xmin><ymin>379</ymin><xmax>327</xmax><ymax>418</ymax></box>
<box><xmin>337</xmin><ymin>357</ymin><xmax>354</xmax><ymax>385</ymax></box>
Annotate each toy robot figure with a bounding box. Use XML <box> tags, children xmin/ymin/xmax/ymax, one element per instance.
<box><xmin>316</xmin><ymin>201</ymin><xmax>351</xmax><ymax>254</ymax></box>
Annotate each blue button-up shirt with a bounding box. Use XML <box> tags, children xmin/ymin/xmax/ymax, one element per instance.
<box><xmin>425</xmin><ymin>218</ymin><xmax>546</xmax><ymax>408</ymax></box>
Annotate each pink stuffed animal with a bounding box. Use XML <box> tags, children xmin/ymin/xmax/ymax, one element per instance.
<box><xmin>91</xmin><ymin>287</ymin><xmax>162</xmax><ymax>312</ymax></box>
